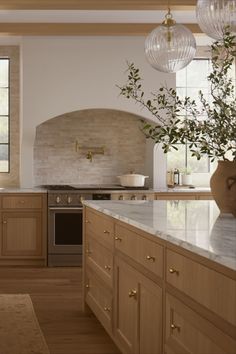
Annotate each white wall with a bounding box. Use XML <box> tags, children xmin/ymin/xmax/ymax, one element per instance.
<box><xmin>19</xmin><ymin>36</ymin><xmax>174</xmax><ymax>187</ymax></box>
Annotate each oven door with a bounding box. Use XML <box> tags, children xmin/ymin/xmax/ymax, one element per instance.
<box><xmin>48</xmin><ymin>207</ymin><xmax>83</xmax><ymax>255</ymax></box>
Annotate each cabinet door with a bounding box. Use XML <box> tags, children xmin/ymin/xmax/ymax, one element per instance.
<box><xmin>114</xmin><ymin>257</ymin><xmax>163</xmax><ymax>354</ymax></box>
<box><xmin>139</xmin><ymin>274</ymin><xmax>163</xmax><ymax>354</ymax></box>
<box><xmin>1</xmin><ymin>212</ymin><xmax>42</xmax><ymax>257</ymax></box>
<box><xmin>114</xmin><ymin>258</ymin><xmax>139</xmax><ymax>354</ymax></box>
<box><xmin>165</xmin><ymin>293</ymin><xmax>236</xmax><ymax>354</ymax></box>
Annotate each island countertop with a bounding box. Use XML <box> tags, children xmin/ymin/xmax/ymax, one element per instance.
<box><xmin>83</xmin><ymin>200</ymin><xmax>236</xmax><ymax>271</ymax></box>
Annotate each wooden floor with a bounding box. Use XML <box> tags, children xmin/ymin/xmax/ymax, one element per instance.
<box><xmin>0</xmin><ymin>267</ymin><xmax>120</xmax><ymax>354</ymax></box>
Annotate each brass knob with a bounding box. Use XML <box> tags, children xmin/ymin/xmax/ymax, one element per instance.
<box><xmin>169</xmin><ymin>268</ymin><xmax>179</xmax><ymax>275</ymax></box>
<box><xmin>103</xmin><ymin>230</ymin><xmax>110</xmax><ymax>234</ymax></box>
<box><xmin>85</xmin><ymin>284</ymin><xmax>89</xmax><ymax>289</ymax></box>
<box><xmin>85</xmin><ymin>219</ymin><xmax>90</xmax><ymax>224</ymax></box>
<box><xmin>104</xmin><ymin>307</ymin><xmax>111</xmax><ymax>312</ymax></box>
<box><xmin>85</xmin><ymin>249</ymin><xmax>91</xmax><ymax>255</ymax></box>
<box><xmin>114</xmin><ymin>236</ymin><xmax>122</xmax><ymax>242</ymax></box>
<box><xmin>3</xmin><ymin>220</ymin><xmax>7</xmax><ymax>224</ymax></box>
<box><xmin>171</xmin><ymin>323</ymin><xmax>181</xmax><ymax>332</ymax></box>
<box><xmin>20</xmin><ymin>200</ymin><xmax>25</xmax><ymax>204</ymax></box>
<box><xmin>104</xmin><ymin>265</ymin><xmax>111</xmax><ymax>271</ymax></box>
<box><xmin>146</xmin><ymin>255</ymin><xmax>155</xmax><ymax>262</ymax></box>
<box><xmin>128</xmin><ymin>289</ymin><xmax>137</xmax><ymax>299</ymax></box>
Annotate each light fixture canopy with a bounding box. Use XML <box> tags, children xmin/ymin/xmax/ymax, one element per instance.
<box><xmin>145</xmin><ymin>9</ymin><xmax>196</xmax><ymax>73</ymax></box>
<box><xmin>196</xmin><ymin>0</ymin><xmax>236</xmax><ymax>40</ymax></box>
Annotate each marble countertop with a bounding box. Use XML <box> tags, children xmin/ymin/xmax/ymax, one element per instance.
<box><xmin>0</xmin><ymin>188</ymin><xmax>47</xmax><ymax>193</ymax></box>
<box><xmin>83</xmin><ymin>200</ymin><xmax>236</xmax><ymax>271</ymax></box>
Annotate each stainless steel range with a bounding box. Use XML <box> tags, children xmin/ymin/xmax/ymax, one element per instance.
<box><xmin>44</xmin><ymin>184</ymin><xmax>127</xmax><ymax>266</ymax></box>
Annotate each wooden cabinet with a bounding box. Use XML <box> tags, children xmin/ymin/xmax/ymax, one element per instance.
<box><xmin>83</xmin><ymin>206</ymin><xmax>236</xmax><ymax>354</ymax></box>
<box><xmin>165</xmin><ymin>294</ymin><xmax>236</xmax><ymax>354</ymax></box>
<box><xmin>155</xmin><ymin>192</ymin><xmax>213</xmax><ymax>200</ymax></box>
<box><xmin>83</xmin><ymin>207</ymin><xmax>114</xmax><ymax>336</ymax></box>
<box><xmin>0</xmin><ymin>193</ymin><xmax>47</xmax><ymax>266</ymax></box>
<box><xmin>114</xmin><ymin>257</ymin><xmax>162</xmax><ymax>354</ymax></box>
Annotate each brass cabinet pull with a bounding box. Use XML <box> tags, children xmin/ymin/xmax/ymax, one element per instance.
<box><xmin>85</xmin><ymin>284</ymin><xmax>89</xmax><ymax>289</ymax></box>
<box><xmin>171</xmin><ymin>323</ymin><xmax>181</xmax><ymax>332</ymax></box>
<box><xmin>85</xmin><ymin>249</ymin><xmax>92</xmax><ymax>255</ymax></box>
<box><xmin>104</xmin><ymin>306</ymin><xmax>111</xmax><ymax>312</ymax></box>
<box><xmin>3</xmin><ymin>220</ymin><xmax>7</xmax><ymax>224</ymax></box>
<box><xmin>85</xmin><ymin>219</ymin><xmax>90</xmax><ymax>224</ymax></box>
<box><xmin>103</xmin><ymin>230</ymin><xmax>110</xmax><ymax>234</ymax></box>
<box><xmin>146</xmin><ymin>255</ymin><xmax>156</xmax><ymax>262</ymax></box>
<box><xmin>169</xmin><ymin>267</ymin><xmax>179</xmax><ymax>275</ymax></box>
<box><xmin>128</xmin><ymin>289</ymin><xmax>137</xmax><ymax>299</ymax></box>
<box><xmin>104</xmin><ymin>265</ymin><xmax>111</xmax><ymax>271</ymax></box>
<box><xmin>114</xmin><ymin>236</ymin><xmax>122</xmax><ymax>242</ymax></box>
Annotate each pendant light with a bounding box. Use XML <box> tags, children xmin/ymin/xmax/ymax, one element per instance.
<box><xmin>145</xmin><ymin>6</ymin><xmax>196</xmax><ymax>73</ymax></box>
<box><xmin>196</xmin><ymin>0</ymin><xmax>236</xmax><ymax>40</ymax></box>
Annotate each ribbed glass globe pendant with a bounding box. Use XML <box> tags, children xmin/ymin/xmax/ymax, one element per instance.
<box><xmin>145</xmin><ymin>9</ymin><xmax>196</xmax><ymax>73</ymax></box>
<box><xmin>196</xmin><ymin>0</ymin><xmax>236</xmax><ymax>40</ymax></box>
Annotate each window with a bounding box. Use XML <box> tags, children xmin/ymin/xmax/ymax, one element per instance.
<box><xmin>0</xmin><ymin>58</ymin><xmax>10</xmax><ymax>172</ymax></box>
<box><xmin>0</xmin><ymin>46</ymin><xmax>19</xmax><ymax>186</ymax></box>
<box><xmin>167</xmin><ymin>58</ymin><xmax>211</xmax><ymax>174</ymax></box>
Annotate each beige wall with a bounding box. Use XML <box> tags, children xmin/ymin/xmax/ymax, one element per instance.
<box><xmin>34</xmin><ymin>109</ymin><xmax>147</xmax><ymax>186</ymax></box>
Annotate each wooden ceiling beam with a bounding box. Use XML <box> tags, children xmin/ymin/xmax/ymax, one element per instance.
<box><xmin>0</xmin><ymin>0</ymin><xmax>196</xmax><ymax>11</ymax></box>
<box><xmin>0</xmin><ymin>22</ymin><xmax>202</xmax><ymax>36</ymax></box>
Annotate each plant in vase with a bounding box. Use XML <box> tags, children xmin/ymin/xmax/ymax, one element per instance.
<box><xmin>117</xmin><ymin>30</ymin><xmax>236</xmax><ymax>216</ymax></box>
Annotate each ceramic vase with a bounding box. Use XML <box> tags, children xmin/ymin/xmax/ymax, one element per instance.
<box><xmin>210</xmin><ymin>161</ymin><xmax>236</xmax><ymax>217</ymax></box>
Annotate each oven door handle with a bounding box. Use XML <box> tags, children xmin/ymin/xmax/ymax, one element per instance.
<box><xmin>49</xmin><ymin>207</ymin><xmax>83</xmax><ymax>211</ymax></box>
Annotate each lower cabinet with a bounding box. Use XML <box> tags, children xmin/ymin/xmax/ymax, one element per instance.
<box><xmin>1</xmin><ymin>212</ymin><xmax>42</xmax><ymax>257</ymax></box>
<box><xmin>83</xmin><ymin>207</ymin><xmax>236</xmax><ymax>354</ymax></box>
<box><xmin>0</xmin><ymin>193</ymin><xmax>47</xmax><ymax>266</ymax></box>
<box><xmin>165</xmin><ymin>294</ymin><xmax>236</xmax><ymax>354</ymax></box>
<box><xmin>114</xmin><ymin>257</ymin><xmax>162</xmax><ymax>354</ymax></box>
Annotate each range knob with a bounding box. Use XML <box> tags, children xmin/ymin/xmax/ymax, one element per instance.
<box><xmin>131</xmin><ymin>195</ymin><xmax>137</xmax><ymax>200</ymax></box>
<box><xmin>55</xmin><ymin>196</ymin><xmax>61</xmax><ymax>204</ymax></box>
<box><xmin>142</xmin><ymin>195</ymin><xmax>147</xmax><ymax>201</ymax></box>
<box><xmin>118</xmin><ymin>195</ymin><xmax>124</xmax><ymax>200</ymax></box>
<box><xmin>67</xmin><ymin>196</ymin><xmax>72</xmax><ymax>204</ymax></box>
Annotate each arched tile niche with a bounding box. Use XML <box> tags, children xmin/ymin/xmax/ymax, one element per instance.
<box><xmin>33</xmin><ymin>108</ymin><xmax>147</xmax><ymax>186</ymax></box>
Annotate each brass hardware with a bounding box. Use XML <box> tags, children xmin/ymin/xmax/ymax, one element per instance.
<box><xmin>128</xmin><ymin>289</ymin><xmax>137</xmax><ymax>299</ymax></box>
<box><xmin>75</xmin><ymin>140</ymin><xmax>105</xmax><ymax>162</ymax></box>
<box><xmin>85</xmin><ymin>219</ymin><xmax>90</xmax><ymax>224</ymax></box>
<box><xmin>130</xmin><ymin>195</ymin><xmax>137</xmax><ymax>200</ymax></box>
<box><xmin>3</xmin><ymin>220</ymin><xmax>7</xmax><ymax>224</ymax></box>
<box><xmin>85</xmin><ymin>249</ymin><xmax>92</xmax><ymax>255</ymax></box>
<box><xmin>104</xmin><ymin>265</ymin><xmax>111</xmax><ymax>271</ymax></box>
<box><xmin>114</xmin><ymin>236</ymin><xmax>122</xmax><ymax>242</ymax></box>
<box><xmin>171</xmin><ymin>323</ymin><xmax>181</xmax><ymax>332</ymax></box>
<box><xmin>146</xmin><ymin>255</ymin><xmax>155</xmax><ymax>262</ymax></box>
<box><xmin>85</xmin><ymin>284</ymin><xmax>89</xmax><ymax>288</ymax></box>
<box><xmin>169</xmin><ymin>268</ymin><xmax>179</xmax><ymax>275</ymax></box>
<box><xmin>103</xmin><ymin>230</ymin><xmax>110</xmax><ymax>234</ymax></box>
<box><xmin>20</xmin><ymin>200</ymin><xmax>25</xmax><ymax>204</ymax></box>
<box><xmin>104</xmin><ymin>306</ymin><xmax>111</xmax><ymax>312</ymax></box>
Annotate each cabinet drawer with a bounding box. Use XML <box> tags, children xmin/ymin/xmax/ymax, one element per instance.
<box><xmin>85</xmin><ymin>270</ymin><xmax>112</xmax><ymax>333</ymax></box>
<box><xmin>2</xmin><ymin>195</ymin><xmax>42</xmax><ymax>209</ymax></box>
<box><xmin>85</xmin><ymin>208</ymin><xmax>114</xmax><ymax>250</ymax></box>
<box><xmin>85</xmin><ymin>236</ymin><xmax>113</xmax><ymax>287</ymax></box>
<box><xmin>166</xmin><ymin>249</ymin><xmax>236</xmax><ymax>326</ymax></box>
<box><xmin>165</xmin><ymin>293</ymin><xmax>236</xmax><ymax>354</ymax></box>
<box><xmin>115</xmin><ymin>223</ymin><xmax>163</xmax><ymax>278</ymax></box>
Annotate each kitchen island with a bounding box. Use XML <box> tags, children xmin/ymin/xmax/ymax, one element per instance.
<box><xmin>83</xmin><ymin>200</ymin><xmax>236</xmax><ymax>354</ymax></box>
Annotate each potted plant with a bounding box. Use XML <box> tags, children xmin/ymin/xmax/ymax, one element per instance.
<box><xmin>117</xmin><ymin>30</ymin><xmax>236</xmax><ymax>216</ymax></box>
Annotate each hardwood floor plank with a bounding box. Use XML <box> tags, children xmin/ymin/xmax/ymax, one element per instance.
<box><xmin>0</xmin><ymin>267</ymin><xmax>120</xmax><ymax>354</ymax></box>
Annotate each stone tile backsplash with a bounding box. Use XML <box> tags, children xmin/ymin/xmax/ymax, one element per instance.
<box><xmin>34</xmin><ymin>109</ymin><xmax>146</xmax><ymax>186</ymax></box>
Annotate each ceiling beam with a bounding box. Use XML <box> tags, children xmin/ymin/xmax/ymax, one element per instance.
<box><xmin>0</xmin><ymin>23</ymin><xmax>202</xmax><ymax>36</ymax></box>
<box><xmin>0</xmin><ymin>0</ymin><xmax>196</xmax><ymax>11</ymax></box>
